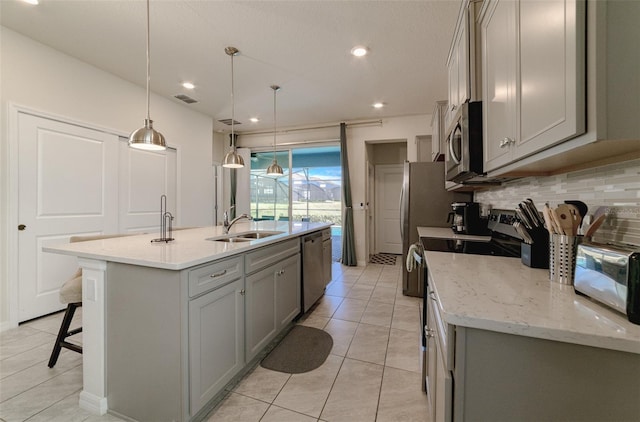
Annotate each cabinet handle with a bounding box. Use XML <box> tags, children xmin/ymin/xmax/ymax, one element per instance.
<box><xmin>276</xmin><ymin>269</ymin><xmax>285</xmax><ymax>276</ymax></box>
<box><xmin>429</xmin><ymin>291</ymin><xmax>437</xmax><ymax>302</ymax></box>
<box><xmin>450</xmin><ymin>104</ymin><xmax>457</xmax><ymax>111</ymax></box>
<box><xmin>240</xmin><ymin>289</ymin><xmax>245</xmax><ymax>295</ymax></box>
<box><xmin>499</xmin><ymin>137</ymin><xmax>514</xmax><ymax>148</ymax></box>
<box><xmin>210</xmin><ymin>270</ymin><xmax>227</xmax><ymax>278</ymax></box>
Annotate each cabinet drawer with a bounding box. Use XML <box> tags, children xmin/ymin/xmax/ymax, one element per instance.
<box><xmin>245</xmin><ymin>238</ymin><xmax>300</xmax><ymax>274</ymax></box>
<box><xmin>188</xmin><ymin>256</ymin><xmax>243</xmax><ymax>298</ymax></box>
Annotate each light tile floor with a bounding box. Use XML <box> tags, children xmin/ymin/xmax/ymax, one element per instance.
<box><xmin>0</xmin><ymin>260</ymin><xmax>428</xmax><ymax>422</ymax></box>
<box><xmin>207</xmin><ymin>260</ymin><xmax>429</xmax><ymax>422</ymax></box>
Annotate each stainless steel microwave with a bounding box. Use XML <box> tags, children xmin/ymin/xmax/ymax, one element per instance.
<box><xmin>445</xmin><ymin>101</ymin><xmax>483</xmax><ymax>183</ymax></box>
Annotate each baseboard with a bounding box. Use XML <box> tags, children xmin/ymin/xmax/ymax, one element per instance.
<box><xmin>0</xmin><ymin>320</ymin><xmax>18</xmax><ymax>333</ymax></box>
<box><xmin>79</xmin><ymin>391</ymin><xmax>108</xmax><ymax>415</ymax></box>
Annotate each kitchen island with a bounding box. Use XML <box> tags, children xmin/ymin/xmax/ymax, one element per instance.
<box><xmin>44</xmin><ymin>221</ymin><xmax>332</xmax><ymax>421</ymax></box>
<box><xmin>424</xmin><ymin>250</ymin><xmax>640</xmax><ymax>421</ymax></box>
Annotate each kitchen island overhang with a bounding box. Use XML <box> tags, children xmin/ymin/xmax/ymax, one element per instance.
<box><xmin>43</xmin><ymin>221</ymin><xmax>332</xmax><ymax>420</ymax></box>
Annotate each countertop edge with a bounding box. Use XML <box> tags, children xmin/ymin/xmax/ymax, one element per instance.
<box><xmin>426</xmin><ymin>251</ymin><xmax>640</xmax><ymax>355</ymax></box>
<box><xmin>43</xmin><ymin>222</ymin><xmax>333</xmax><ymax>271</ymax></box>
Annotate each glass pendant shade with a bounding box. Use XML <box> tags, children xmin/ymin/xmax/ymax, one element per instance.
<box><xmin>129</xmin><ymin>119</ymin><xmax>166</xmax><ymax>150</ymax></box>
<box><xmin>129</xmin><ymin>0</ymin><xmax>166</xmax><ymax>151</ymax></box>
<box><xmin>267</xmin><ymin>84</ymin><xmax>283</xmax><ymax>176</ymax></box>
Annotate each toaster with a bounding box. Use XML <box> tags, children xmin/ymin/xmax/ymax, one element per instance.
<box><xmin>574</xmin><ymin>242</ymin><xmax>640</xmax><ymax>325</ymax></box>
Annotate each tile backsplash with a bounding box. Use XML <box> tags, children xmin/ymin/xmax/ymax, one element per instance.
<box><xmin>475</xmin><ymin>159</ymin><xmax>640</xmax><ymax>246</ymax></box>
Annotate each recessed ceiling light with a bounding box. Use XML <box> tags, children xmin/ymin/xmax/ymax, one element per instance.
<box><xmin>20</xmin><ymin>0</ymin><xmax>39</xmax><ymax>4</ymax></box>
<box><xmin>182</xmin><ymin>82</ymin><xmax>195</xmax><ymax>90</ymax></box>
<box><xmin>351</xmin><ymin>46</ymin><xmax>368</xmax><ymax>57</ymax></box>
<box><xmin>249</xmin><ymin>117</ymin><xmax>260</xmax><ymax>123</ymax></box>
<box><xmin>373</xmin><ymin>102</ymin><xmax>385</xmax><ymax>109</ymax></box>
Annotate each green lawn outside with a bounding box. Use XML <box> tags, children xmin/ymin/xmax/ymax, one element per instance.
<box><xmin>251</xmin><ymin>201</ymin><xmax>342</xmax><ymax>225</ymax></box>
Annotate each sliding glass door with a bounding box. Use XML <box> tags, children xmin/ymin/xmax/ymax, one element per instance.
<box><xmin>249</xmin><ymin>146</ymin><xmax>341</xmax><ymax>225</ymax></box>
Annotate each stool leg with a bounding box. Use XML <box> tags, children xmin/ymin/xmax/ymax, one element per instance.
<box><xmin>48</xmin><ymin>303</ymin><xmax>79</xmax><ymax>368</ymax></box>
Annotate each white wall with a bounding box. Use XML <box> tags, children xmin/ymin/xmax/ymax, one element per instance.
<box><xmin>0</xmin><ymin>27</ymin><xmax>214</xmax><ymax>327</ymax></box>
<box><xmin>239</xmin><ymin>114</ymin><xmax>431</xmax><ymax>265</ymax></box>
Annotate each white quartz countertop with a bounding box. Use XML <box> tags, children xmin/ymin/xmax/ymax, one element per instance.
<box><xmin>417</xmin><ymin>226</ymin><xmax>491</xmax><ymax>241</ymax></box>
<box><xmin>43</xmin><ymin>221</ymin><xmax>332</xmax><ymax>271</ymax></box>
<box><xmin>424</xmin><ymin>251</ymin><xmax>640</xmax><ymax>354</ymax></box>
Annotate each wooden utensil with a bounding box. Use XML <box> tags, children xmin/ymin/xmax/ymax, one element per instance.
<box><xmin>563</xmin><ymin>204</ymin><xmax>581</xmax><ymax>235</ymax></box>
<box><xmin>542</xmin><ymin>204</ymin><xmax>556</xmax><ymax>234</ymax></box>
<box><xmin>550</xmin><ymin>207</ymin><xmax>565</xmax><ymax>235</ymax></box>
<box><xmin>585</xmin><ymin>213</ymin><xmax>606</xmax><ymax>238</ymax></box>
<box><xmin>556</xmin><ymin>204</ymin><xmax>576</xmax><ymax>236</ymax></box>
<box><xmin>564</xmin><ymin>200</ymin><xmax>588</xmax><ymax>228</ymax></box>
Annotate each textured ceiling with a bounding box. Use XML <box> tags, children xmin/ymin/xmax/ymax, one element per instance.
<box><xmin>1</xmin><ymin>0</ymin><xmax>461</xmax><ymax>132</ymax></box>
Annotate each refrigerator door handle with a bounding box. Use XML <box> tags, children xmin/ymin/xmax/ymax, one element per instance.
<box><xmin>399</xmin><ymin>186</ymin><xmax>405</xmax><ymax>243</ymax></box>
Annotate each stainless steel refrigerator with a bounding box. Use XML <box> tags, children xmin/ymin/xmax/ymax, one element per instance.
<box><xmin>400</xmin><ymin>162</ymin><xmax>471</xmax><ymax>297</ymax></box>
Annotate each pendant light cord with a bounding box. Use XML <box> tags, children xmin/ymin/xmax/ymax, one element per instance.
<box><xmin>230</xmin><ymin>52</ymin><xmax>235</xmax><ymax>150</ymax></box>
<box><xmin>273</xmin><ymin>87</ymin><xmax>277</xmax><ymax>161</ymax></box>
<box><xmin>145</xmin><ymin>0</ymin><xmax>151</xmax><ymax>123</ymax></box>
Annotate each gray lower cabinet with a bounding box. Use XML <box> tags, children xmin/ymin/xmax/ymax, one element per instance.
<box><xmin>275</xmin><ymin>254</ymin><xmax>301</xmax><ymax>330</ymax></box>
<box><xmin>189</xmin><ymin>278</ymin><xmax>244</xmax><ymax>415</ymax></box>
<box><xmin>245</xmin><ymin>251</ymin><xmax>301</xmax><ymax>362</ymax></box>
<box><xmin>426</xmin><ymin>284</ymin><xmax>640</xmax><ymax>422</ymax></box>
<box><xmin>105</xmin><ymin>238</ymin><xmax>303</xmax><ymax>421</ymax></box>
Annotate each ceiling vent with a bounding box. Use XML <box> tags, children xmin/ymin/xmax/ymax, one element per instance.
<box><xmin>218</xmin><ymin>118</ymin><xmax>242</xmax><ymax>126</ymax></box>
<box><xmin>174</xmin><ymin>94</ymin><xmax>198</xmax><ymax>104</ymax></box>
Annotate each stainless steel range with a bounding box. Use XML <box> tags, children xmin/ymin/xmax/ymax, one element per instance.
<box><xmin>419</xmin><ymin>209</ymin><xmax>522</xmax><ymax>392</ymax></box>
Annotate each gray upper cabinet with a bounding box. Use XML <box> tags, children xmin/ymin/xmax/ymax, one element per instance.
<box><xmin>431</xmin><ymin>101</ymin><xmax>448</xmax><ymax>162</ymax></box>
<box><xmin>481</xmin><ymin>0</ymin><xmax>586</xmax><ymax>173</ymax></box>
<box><xmin>446</xmin><ymin>2</ymin><xmax>475</xmax><ymax>132</ymax></box>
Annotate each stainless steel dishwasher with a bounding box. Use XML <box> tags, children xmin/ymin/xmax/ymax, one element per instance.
<box><xmin>302</xmin><ymin>231</ymin><xmax>325</xmax><ymax>313</ymax></box>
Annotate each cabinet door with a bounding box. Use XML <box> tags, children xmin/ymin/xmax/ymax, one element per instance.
<box><xmin>275</xmin><ymin>254</ymin><xmax>301</xmax><ymax>330</ymax></box>
<box><xmin>189</xmin><ymin>279</ymin><xmax>244</xmax><ymax>415</ymax></box>
<box><xmin>447</xmin><ymin>48</ymin><xmax>459</xmax><ymax>129</ymax></box>
<box><xmin>435</xmin><ymin>340</ymin><xmax>453</xmax><ymax>422</ymax></box>
<box><xmin>322</xmin><ymin>239</ymin><xmax>332</xmax><ymax>284</ymax></box>
<box><xmin>457</xmin><ymin>19</ymin><xmax>469</xmax><ymax>107</ymax></box>
<box><xmin>481</xmin><ymin>0</ymin><xmax>518</xmax><ymax>172</ymax></box>
<box><xmin>516</xmin><ymin>0</ymin><xmax>585</xmax><ymax>158</ymax></box>
<box><xmin>426</xmin><ymin>297</ymin><xmax>438</xmax><ymax>422</ymax></box>
<box><xmin>245</xmin><ymin>265</ymin><xmax>277</xmax><ymax>362</ymax></box>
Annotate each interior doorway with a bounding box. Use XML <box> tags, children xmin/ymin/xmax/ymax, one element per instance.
<box><xmin>375</xmin><ymin>164</ymin><xmax>403</xmax><ymax>254</ymax></box>
<box><xmin>365</xmin><ymin>141</ymin><xmax>407</xmax><ymax>257</ymax></box>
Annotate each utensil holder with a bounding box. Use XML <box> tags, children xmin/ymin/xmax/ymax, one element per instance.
<box><xmin>549</xmin><ymin>234</ymin><xmax>583</xmax><ymax>284</ymax></box>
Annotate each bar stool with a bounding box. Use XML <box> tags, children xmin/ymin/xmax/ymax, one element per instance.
<box><xmin>48</xmin><ymin>233</ymin><xmax>128</xmax><ymax>368</ymax></box>
<box><xmin>48</xmin><ymin>269</ymin><xmax>83</xmax><ymax>367</ymax></box>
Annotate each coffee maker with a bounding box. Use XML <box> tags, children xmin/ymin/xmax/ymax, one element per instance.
<box><xmin>447</xmin><ymin>202</ymin><xmax>488</xmax><ymax>235</ymax></box>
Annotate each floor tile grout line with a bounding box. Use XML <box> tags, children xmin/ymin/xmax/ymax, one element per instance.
<box><xmin>316</xmin><ymin>351</ymin><xmax>347</xmax><ymax>421</ymax></box>
<box><xmin>21</xmin><ymin>387</ymin><xmax>83</xmax><ymax>422</ymax></box>
<box><xmin>0</xmin><ymin>360</ymin><xmax>83</xmax><ymax>404</ymax></box>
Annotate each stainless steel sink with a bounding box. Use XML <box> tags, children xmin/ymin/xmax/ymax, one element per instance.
<box><xmin>206</xmin><ymin>230</ymin><xmax>283</xmax><ymax>243</ymax></box>
<box><xmin>235</xmin><ymin>231</ymin><xmax>283</xmax><ymax>239</ymax></box>
<box><xmin>210</xmin><ymin>236</ymin><xmax>252</xmax><ymax>243</ymax></box>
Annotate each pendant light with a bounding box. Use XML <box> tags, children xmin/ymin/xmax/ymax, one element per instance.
<box><xmin>128</xmin><ymin>0</ymin><xmax>166</xmax><ymax>151</ymax></box>
<box><xmin>266</xmin><ymin>85</ymin><xmax>283</xmax><ymax>176</ymax></box>
<box><xmin>222</xmin><ymin>46</ymin><xmax>245</xmax><ymax>168</ymax></box>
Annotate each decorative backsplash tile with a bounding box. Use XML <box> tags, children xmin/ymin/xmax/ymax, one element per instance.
<box><xmin>475</xmin><ymin>159</ymin><xmax>640</xmax><ymax>247</ymax></box>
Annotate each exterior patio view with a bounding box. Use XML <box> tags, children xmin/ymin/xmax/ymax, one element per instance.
<box><xmin>249</xmin><ymin>146</ymin><xmax>343</xmax><ymax>260</ymax></box>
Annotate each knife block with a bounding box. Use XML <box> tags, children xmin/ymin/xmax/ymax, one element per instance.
<box><xmin>521</xmin><ymin>229</ymin><xmax>550</xmax><ymax>269</ymax></box>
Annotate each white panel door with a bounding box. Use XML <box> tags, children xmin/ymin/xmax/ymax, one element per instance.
<box><xmin>118</xmin><ymin>139</ymin><xmax>177</xmax><ymax>233</ymax></box>
<box><xmin>375</xmin><ymin>164</ymin><xmax>403</xmax><ymax>254</ymax></box>
<box><xmin>18</xmin><ymin>113</ymin><xmax>118</xmax><ymax>321</ymax></box>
